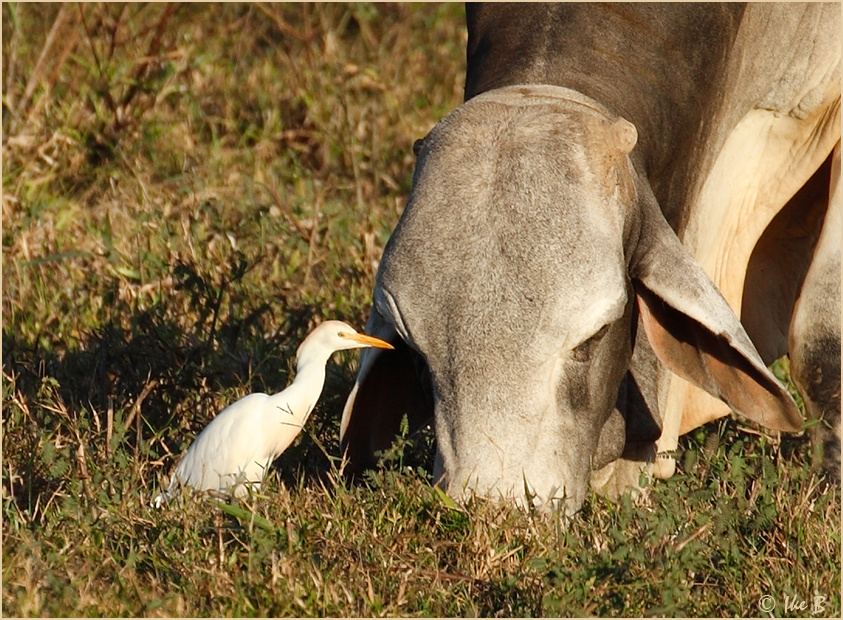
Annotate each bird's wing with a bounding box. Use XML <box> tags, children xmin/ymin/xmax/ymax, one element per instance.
<box><xmin>173</xmin><ymin>393</ymin><xmax>272</xmax><ymax>493</ymax></box>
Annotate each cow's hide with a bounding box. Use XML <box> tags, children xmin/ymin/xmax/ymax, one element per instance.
<box><xmin>341</xmin><ymin>3</ymin><xmax>841</xmax><ymax>513</ymax></box>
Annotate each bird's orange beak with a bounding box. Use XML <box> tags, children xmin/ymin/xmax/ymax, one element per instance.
<box><xmin>347</xmin><ymin>333</ymin><xmax>395</xmax><ymax>349</ymax></box>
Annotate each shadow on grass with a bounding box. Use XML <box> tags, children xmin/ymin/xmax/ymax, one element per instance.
<box><xmin>2</xmin><ymin>255</ymin><xmax>334</xmax><ymax>511</ymax></box>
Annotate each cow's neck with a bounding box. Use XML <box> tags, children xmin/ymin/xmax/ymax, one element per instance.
<box><xmin>465</xmin><ymin>3</ymin><xmax>746</xmax><ymax>217</ymax></box>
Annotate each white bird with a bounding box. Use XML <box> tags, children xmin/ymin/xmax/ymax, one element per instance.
<box><xmin>153</xmin><ymin>320</ymin><xmax>393</xmax><ymax>507</ymax></box>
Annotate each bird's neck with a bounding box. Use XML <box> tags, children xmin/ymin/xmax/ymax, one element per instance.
<box><xmin>294</xmin><ymin>357</ymin><xmax>328</xmax><ymax>389</ymax></box>
<box><xmin>282</xmin><ymin>355</ymin><xmax>329</xmax><ymax>423</ymax></box>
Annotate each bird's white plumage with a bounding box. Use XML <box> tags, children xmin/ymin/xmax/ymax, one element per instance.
<box><xmin>153</xmin><ymin>320</ymin><xmax>393</xmax><ymax>506</ymax></box>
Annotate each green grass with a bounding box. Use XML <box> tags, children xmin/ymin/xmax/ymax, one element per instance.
<box><xmin>3</xmin><ymin>3</ymin><xmax>839</xmax><ymax>617</ymax></box>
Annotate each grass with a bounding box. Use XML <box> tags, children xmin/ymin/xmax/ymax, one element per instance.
<box><xmin>2</xmin><ymin>3</ymin><xmax>840</xmax><ymax>617</ymax></box>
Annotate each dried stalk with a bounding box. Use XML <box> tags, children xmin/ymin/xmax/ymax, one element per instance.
<box><xmin>123</xmin><ymin>378</ymin><xmax>159</xmax><ymax>433</ymax></box>
<box><xmin>116</xmin><ymin>2</ymin><xmax>179</xmax><ymax>123</ymax></box>
<box><xmin>20</xmin><ymin>3</ymin><xmax>71</xmax><ymax>114</ymax></box>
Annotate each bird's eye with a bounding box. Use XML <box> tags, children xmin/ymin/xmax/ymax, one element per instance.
<box><xmin>337</xmin><ymin>331</ymin><xmax>348</xmax><ymax>338</ymax></box>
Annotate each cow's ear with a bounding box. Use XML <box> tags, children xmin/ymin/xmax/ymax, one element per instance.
<box><xmin>340</xmin><ymin>310</ymin><xmax>434</xmax><ymax>474</ymax></box>
<box><xmin>630</xmin><ymin>188</ymin><xmax>803</xmax><ymax>433</ymax></box>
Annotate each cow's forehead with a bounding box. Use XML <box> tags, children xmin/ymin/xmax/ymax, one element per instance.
<box><xmin>380</xmin><ymin>98</ymin><xmax>631</xmax><ymax>358</ymax></box>
<box><xmin>406</xmin><ymin>90</ymin><xmax>630</xmax><ymax>271</ymax></box>
<box><xmin>436</xmin><ymin>83</ymin><xmax>615</xmax><ymax>131</ymax></box>
<box><xmin>423</xmin><ymin>92</ymin><xmax>608</xmax><ymax>158</ymax></box>
<box><xmin>414</xmin><ymin>100</ymin><xmax>626</xmax><ymax>224</ymax></box>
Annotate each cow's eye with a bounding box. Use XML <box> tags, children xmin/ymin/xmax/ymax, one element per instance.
<box><xmin>572</xmin><ymin>324</ymin><xmax>610</xmax><ymax>362</ymax></box>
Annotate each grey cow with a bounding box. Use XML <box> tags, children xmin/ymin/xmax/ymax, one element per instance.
<box><xmin>341</xmin><ymin>3</ymin><xmax>841</xmax><ymax>514</ymax></box>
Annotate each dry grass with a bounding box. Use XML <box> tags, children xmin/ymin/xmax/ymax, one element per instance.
<box><xmin>3</xmin><ymin>3</ymin><xmax>840</xmax><ymax>617</ymax></box>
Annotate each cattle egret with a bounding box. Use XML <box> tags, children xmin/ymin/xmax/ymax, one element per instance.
<box><xmin>153</xmin><ymin>321</ymin><xmax>393</xmax><ymax>507</ymax></box>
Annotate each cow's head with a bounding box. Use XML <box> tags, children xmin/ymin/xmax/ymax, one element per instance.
<box><xmin>341</xmin><ymin>85</ymin><xmax>802</xmax><ymax>514</ymax></box>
